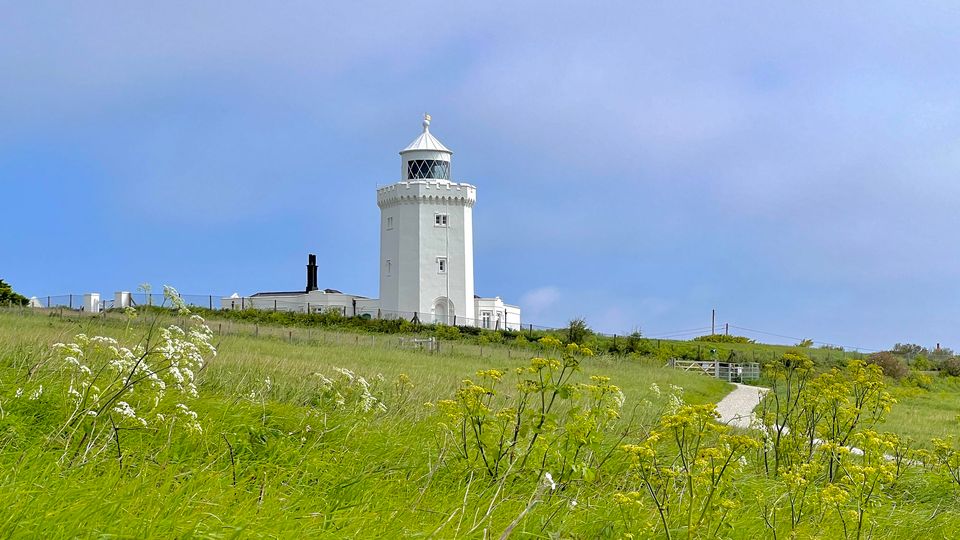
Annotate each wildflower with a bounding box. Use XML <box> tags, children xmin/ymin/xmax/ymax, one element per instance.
<box><xmin>544</xmin><ymin>472</ymin><xmax>557</xmax><ymax>491</ymax></box>
<box><xmin>29</xmin><ymin>385</ymin><xmax>43</xmax><ymax>400</ymax></box>
<box><xmin>113</xmin><ymin>401</ymin><xmax>148</xmax><ymax>427</ymax></box>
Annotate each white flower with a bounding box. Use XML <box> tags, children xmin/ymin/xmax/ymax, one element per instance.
<box><xmin>113</xmin><ymin>401</ymin><xmax>147</xmax><ymax>425</ymax></box>
<box><xmin>544</xmin><ymin>472</ymin><xmax>557</xmax><ymax>491</ymax></box>
<box><xmin>113</xmin><ymin>401</ymin><xmax>136</xmax><ymax>418</ymax></box>
<box><xmin>14</xmin><ymin>388</ymin><xmax>23</xmax><ymax>398</ymax></box>
<box><xmin>29</xmin><ymin>385</ymin><xmax>43</xmax><ymax>400</ymax></box>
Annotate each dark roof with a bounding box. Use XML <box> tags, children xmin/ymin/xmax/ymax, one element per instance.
<box><xmin>251</xmin><ymin>289</ymin><xmax>367</xmax><ymax>298</ymax></box>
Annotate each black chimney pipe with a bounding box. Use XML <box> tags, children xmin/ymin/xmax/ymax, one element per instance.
<box><xmin>306</xmin><ymin>254</ymin><xmax>318</xmax><ymax>292</ymax></box>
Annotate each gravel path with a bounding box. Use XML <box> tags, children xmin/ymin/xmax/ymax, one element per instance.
<box><xmin>714</xmin><ymin>383</ymin><xmax>769</xmax><ymax>429</ymax></box>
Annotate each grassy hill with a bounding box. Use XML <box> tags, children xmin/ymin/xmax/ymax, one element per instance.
<box><xmin>1</xmin><ymin>306</ymin><xmax>958</xmax><ymax>538</ymax></box>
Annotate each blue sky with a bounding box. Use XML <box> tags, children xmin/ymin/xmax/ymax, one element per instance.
<box><xmin>3</xmin><ymin>2</ymin><xmax>960</xmax><ymax>350</ymax></box>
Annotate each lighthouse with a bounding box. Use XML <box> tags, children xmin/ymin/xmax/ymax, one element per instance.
<box><xmin>222</xmin><ymin>114</ymin><xmax>520</xmax><ymax>330</ymax></box>
<box><xmin>377</xmin><ymin>114</ymin><xmax>476</xmax><ymax>324</ymax></box>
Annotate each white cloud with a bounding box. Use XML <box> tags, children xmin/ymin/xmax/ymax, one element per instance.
<box><xmin>520</xmin><ymin>286</ymin><xmax>561</xmax><ymax>319</ymax></box>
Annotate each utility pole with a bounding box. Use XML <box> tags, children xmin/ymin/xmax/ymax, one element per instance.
<box><xmin>725</xmin><ymin>323</ymin><xmax>729</xmax><ymax>336</ymax></box>
<box><xmin>711</xmin><ymin>309</ymin><xmax>716</xmax><ymax>335</ymax></box>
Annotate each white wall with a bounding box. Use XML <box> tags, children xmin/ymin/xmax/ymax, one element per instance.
<box><xmin>377</xmin><ymin>179</ymin><xmax>476</xmax><ymax>322</ymax></box>
<box><xmin>474</xmin><ymin>297</ymin><xmax>522</xmax><ymax>331</ymax></box>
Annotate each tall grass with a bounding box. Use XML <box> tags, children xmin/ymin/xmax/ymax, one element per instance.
<box><xmin>0</xmin><ymin>309</ymin><xmax>958</xmax><ymax>538</ymax></box>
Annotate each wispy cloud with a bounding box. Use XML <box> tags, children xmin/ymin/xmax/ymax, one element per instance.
<box><xmin>520</xmin><ymin>286</ymin><xmax>561</xmax><ymax>320</ymax></box>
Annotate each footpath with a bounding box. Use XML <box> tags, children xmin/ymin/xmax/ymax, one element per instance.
<box><xmin>714</xmin><ymin>383</ymin><xmax>770</xmax><ymax>429</ymax></box>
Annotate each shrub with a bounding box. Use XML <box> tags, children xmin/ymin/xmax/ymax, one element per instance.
<box><xmin>866</xmin><ymin>351</ymin><xmax>909</xmax><ymax>379</ymax></box>
<box><xmin>911</xmin><ymin>354</ymin><xmax>934</xmax><ymax>371</ymax></box>
<box><xmin>0</xmin><ymin>279</ymin><xmax>28</xmax><ymax>307</ymax></box>
<box><xmin>434</xmin><ymin>324</ymin><xmax>460</xmax><ymax>340</ymax></box>
<box><xmin>905</xmin><ymin>371</ymin><xmax>933</xmax><ymax>390</ymax></box>
<box><xmin>941</xmin><ymin>357</ymin><xmax>960</xmax><ymax>377</ymax></box>
<box><xmin>566</xmin><ymin>317</ymin><xmax>592</xmax><ymax>345</ymax></box>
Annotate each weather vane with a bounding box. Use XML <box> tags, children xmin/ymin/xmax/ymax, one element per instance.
<box><xmin>423</xmin><ymin>113</ymin><xmax>431</xmax><ymax>131</ymax></box>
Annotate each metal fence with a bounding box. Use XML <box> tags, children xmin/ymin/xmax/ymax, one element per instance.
<box><xmin>668</xmin><ymin>359</ymin><xmax>762</xmax><ymax>383</ymax></box>
<box><xmin>22</xmin><ymin>292</ymin><xmax>874</xmax><ymax>356</ymax></box>
<box><xmin>29</xmin><ymin>293</ymin><xmax>545</xmax><ymax>333</ymax></box>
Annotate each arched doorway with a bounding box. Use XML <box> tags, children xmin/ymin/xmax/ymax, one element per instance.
<box><xmin>433</xmin><ymin>297</ymin><xmax>454</xmax><ymax>325</ymax></box>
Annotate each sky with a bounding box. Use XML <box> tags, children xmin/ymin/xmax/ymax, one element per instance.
<box><xmin>3</xmin><ymin>1</ymin><xmax>960</xmax><ymax>351</ymax></box>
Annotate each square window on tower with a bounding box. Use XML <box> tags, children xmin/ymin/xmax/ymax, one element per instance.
<box><xmin>434</xmin><ymin>213</ymin><xmax>448</xmax><ymax>227</ymax></box>
<box><xmin>437</xmin><ymin>257</ymin><xmax>447</xmax><ymax>274</ymax></box>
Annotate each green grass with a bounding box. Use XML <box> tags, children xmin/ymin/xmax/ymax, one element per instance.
<box><xmin>1</xmin><ymin>308</ymin><xmax>959</xmax><ymax>538</ymax></box>
<box><xmin>881</xmin><ymin>378</ymin><xmax>960</xmax><ymax>444</ymax></box>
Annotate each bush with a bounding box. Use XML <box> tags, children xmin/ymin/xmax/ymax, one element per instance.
<box><xmin>434</xmin><ymin>325</ymin><xmax>460</xmax><ymax>340</ymax></box>
<box><xmin>940</xmin><ymin>357</ymin><xmax>960</xmax><ymax>377</ymax></box>
<box><xmin>0</xmin><ymin>279</ymin><xmax>28</xmax><ymax>307</ymax></box>
<box><xmin>911</xmin><ymin>354</ymin><xmax>934</xmax><ymax>371</ymax></box>
<box><xmin>904</xmin><ymin>371</ymin><xmax>933</xmax><ymax>390</ymax></box>
<box><xmin>866</xmin><ymin>351</ymin><xmax>909</xmax><ymax>379</ymax></box>
<box><xmin>566</xmin><ymin>318</ymin><xmax>592</xmax><ymax>345</ymax></box>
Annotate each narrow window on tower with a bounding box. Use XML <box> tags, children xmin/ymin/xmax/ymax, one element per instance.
<box><xmin>437</xmin><ymin>257</ymin><xmax>447</xmax><ymax>274</ymax></box>
<box><xmin>386</xmin><ymin>259</ymin><xmax>392</xmax><ymax>276</ymax></box>
<box><xmin>386</xmin><ymin>216</ymin><xmax>393</xmax><ymax>230</ymax></box>
<box><xmin>435</xmin><ymin>213</ymin><xmax>448</xmax><ymax>227</ymax></box>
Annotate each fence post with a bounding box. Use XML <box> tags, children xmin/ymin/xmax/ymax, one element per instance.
<box><xmin>255</xmin><ymin>324</ymin><xmax>259</xmax><ymax>337</ymax></box>
<box><xmin>69</xmin><ymin>294</ymin><xmax>73</xmax><ymax>309</ymax></box>
<box><xmin>47</xmin><ymin>296</ymin><xmax>50</xmax><ymax>308</ymax></box>
<box><xmin>453</xmin><ymin>315</ymin><xmax>457</xmax><ymax>326</ymax></box>
<box><xmin>209</xmin><ymin>295</ymin><xmax>213</xmax><ymax>309</ymax></box>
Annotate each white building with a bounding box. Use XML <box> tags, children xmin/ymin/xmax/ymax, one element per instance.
<box><xmin>222</xmin><ymin>115</ymin><xmax>521</xmax><ymax>330</ymax></box>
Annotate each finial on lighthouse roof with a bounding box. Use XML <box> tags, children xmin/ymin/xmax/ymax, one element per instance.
<box><xmin>401</xmin><ymin>113</ymin><xmax>451</xmax><ymax>154</ymax></box>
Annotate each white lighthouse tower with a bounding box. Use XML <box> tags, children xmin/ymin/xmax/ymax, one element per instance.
<box><xmin>377</xmin><ymin>114</ymin><xmax>476</xmax><ymax>324</ymax></box>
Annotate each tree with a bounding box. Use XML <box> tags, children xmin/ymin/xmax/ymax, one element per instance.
<box><xmin>566</xmin><ymin>317</ymin><xmax>592</xmax><ymax>345</ymax></box>
<box><xmin>891</xmin><ymin>343</ymin><xmax>926</xmax><ymax>358</ymax></box>
<box><xmin>0</xmin><ymin>279</ymin><xmax>28</xmax><ymax>307</ymax></box>
<box><xmin>866</xmin><ymin>351</ymin><xmax>909</xmax><ymax>379</ymax></box>
<box><xmin>940</xmin><ymin>357</ymin><xmax>960</xmax><ymax>377</ymax></box>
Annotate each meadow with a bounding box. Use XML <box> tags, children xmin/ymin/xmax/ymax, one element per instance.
<box><xmin>1</xmin><ymin>304</ymin><xmax>959</xmax><ymax>538</ymax></box>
